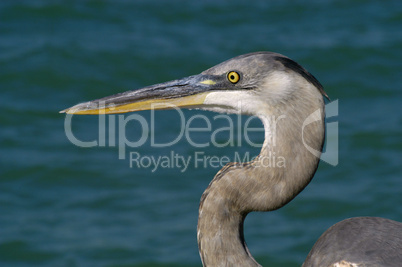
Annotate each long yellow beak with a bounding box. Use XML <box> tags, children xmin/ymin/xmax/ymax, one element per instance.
<box><xmin>60</xmin><ymin>75</ymin><xmax>218</xmax><ymax>114</ymax></box>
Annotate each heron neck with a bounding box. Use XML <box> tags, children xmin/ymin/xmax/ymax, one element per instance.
<box><xmin>197</xmin><ymin>98</ymin><xmax>325</xmax><ymax>266</ymax></box>
<box><xmin>198</xmin><ymin>201</ymin><xmax>260</xmax><ymax>266</ymax></box>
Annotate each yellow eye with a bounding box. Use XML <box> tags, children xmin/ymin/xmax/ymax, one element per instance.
<box><xmin>227</xmin><ymin>71</ymin><xmax>240</xmax><ymax>84</ymax></box>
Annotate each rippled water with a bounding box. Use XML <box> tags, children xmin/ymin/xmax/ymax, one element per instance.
<box><xmin>1</xmin><ymin>1</ymin><xmax>401</xmax><ymax>266</ymax></box>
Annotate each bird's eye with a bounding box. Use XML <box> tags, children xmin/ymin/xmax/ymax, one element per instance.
<box><xmin>227</xmin><ymin>71</ymin><xmax>240</xmax><ymax>84</ymax></box>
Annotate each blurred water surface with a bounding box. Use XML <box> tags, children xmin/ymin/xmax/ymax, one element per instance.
<box><xmin>1</xmin><ymin>1</ymin><xmax>401</xmax><ymax>266</ymax></box>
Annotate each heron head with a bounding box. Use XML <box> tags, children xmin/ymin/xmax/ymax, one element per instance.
<box><xmin>61</xmin><ymin>52</ymin><xmax>328</xmax><ymax>115</ymax></box>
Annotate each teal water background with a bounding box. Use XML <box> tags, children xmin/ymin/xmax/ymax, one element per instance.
<box><xmin>1</xmin><ymin>1</ymin><xmax>401</xmax><ymax>266</ymax></box>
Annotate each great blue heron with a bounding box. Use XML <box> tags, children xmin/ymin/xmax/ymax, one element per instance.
<box><xmin>62</xmin><ymin>52</ymin><xmax>402</xmax><ymax>266</ymax></box>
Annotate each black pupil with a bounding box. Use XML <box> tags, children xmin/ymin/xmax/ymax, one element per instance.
<box><xmin>230</xmin><ymin>74</ymin><xmax>235</xmax><ymax>80</ymax></box>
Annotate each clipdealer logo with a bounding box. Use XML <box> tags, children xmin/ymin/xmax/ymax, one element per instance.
<box><xmin>63</xmin><ymin>100</ymin><xmax>338</xmax><ymax>171</ymax></box>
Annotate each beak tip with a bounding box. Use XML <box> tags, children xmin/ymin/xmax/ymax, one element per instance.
<box><xmin>60</xmin><ymin>105</ymin><xmax>80</xmax><ymax>114</ymax></box>
<box><xmin>60</xmin><ymin>101</ymin><xmax>95</xmax><ymax>114</ymax></box>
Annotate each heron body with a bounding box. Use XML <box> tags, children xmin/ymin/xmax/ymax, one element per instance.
<box><xmin>304</xmin><ymin>217</ymin><xmax>402</xmax><ymax>267</ymax></box>
<box><xmin>62</xmin><ymin>52</ymin><xmax>402</xmax><ymax>266</ymax></box>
